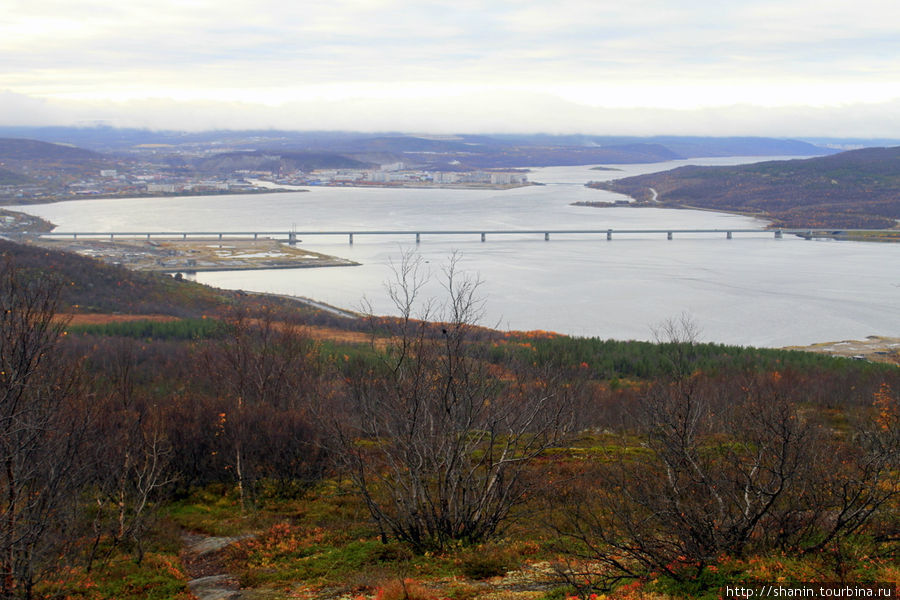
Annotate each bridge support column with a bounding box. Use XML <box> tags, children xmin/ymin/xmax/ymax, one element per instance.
<box><xmin>146</xmin><ymin>233</ymin><xmax>151</xmax><ymax>241</ymax></box>
<box><xmin>110</xmin><ymin>234</ymin><xmax>114</xmax><ymax>240</ymax></box>
<box><xmin>218</xmin><ymin>233</ymin><xmax>223</xmax><ymax>240</ymax></box>
<box><xmin>667</xmin><ymin>231</ymin><xmax>673</xmax><ymax>240</ymax></box>
<box><xmin>544</xmin><ymin>232</ymin><xmax>550</xmax><ymax>241</ymax></box>
<box><xmin>726</xmin><ymin>231</ymin><xmax>732</xmax><ymax>239</ymax></box>
<box><xmin>254</xmin><ymin>233</ymin><xmax>258</xmax><ymax>240</ymax></box>
<box><xmin>349</xmin><ymin>233</ymin><xmax>353</xmax><ymax>245</ymax></box>
<box><xmin>607</xmin><ymin>229</ymin><xmax>612</xmax><ymax>240</ymax></box>
<box><xmin>288</xmin><ymin>232</ymin><xmax>297</xmax><ymax>246</ymax></box>
<box><xmin>183</xmin><ymin>233</ymin><xmax>187</xmax><ymax>240</ymax></box>
<box><xmin>416</xmin><ymin>233</ymin><xmax>420</xmax><ymax>244</ymax></box>
<box><xmin>73</xmin><ymin>233</ymin><xmax>77</xmax><ymax>240</ymax></box>
<box><xmin>806</xmin><ymin>230</ymin><xmax>812</xmax><ymax>239</ymax></box>
<box><xmin>775</xmin><ymin>230</ymin><xmax>783</xmax><ymax>239</ymax></box>
<box><xmin>481</xmin><ymin>233</ymin><xmax>486</xmax><ymax>242</ymax></box>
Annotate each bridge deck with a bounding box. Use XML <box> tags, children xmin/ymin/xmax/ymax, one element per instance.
<box><xmin>37</xmin><ymin>228</ymin><xmax>894</xmax><ymax>242</ymax></box>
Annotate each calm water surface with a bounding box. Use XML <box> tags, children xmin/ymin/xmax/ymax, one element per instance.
<box><xmin>11</xmin><ymin>158</ymin><xmax>900</xmax><ymax>347</ymax></box>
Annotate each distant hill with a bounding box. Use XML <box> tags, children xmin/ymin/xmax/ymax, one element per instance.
<box><xmin>194</xmin><ymin>150</ymin><xmax>372</xmax><ymax>174</ymax></box>
<box><xmin>0</xmin><ymin>137</ymin><xmax>100</xmax><ymax>161</ymax></box>
<box><xmin>0</xmin><ymin>127</ymin><xmax>840</xmax><ymax>165</ymax></box>
<box><xmin>487</xmin><ymin>135</ymin><xmax>833</xmax><ymax>158</ymax></box>
<box><xmin>589</xmin><ymin>146</ymin><xmax>900</xmax><ymax>229</ymax></box>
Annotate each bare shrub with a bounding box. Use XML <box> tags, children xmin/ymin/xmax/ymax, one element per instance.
<box><xmin>0</xmin><ymin>259</ymin><xmax>92</xmax><ymax>598</ymax></box>
<box><xmin>204</xmin><ymin>306</ymin><xmax>330</xmax><ymax>509</ymax></box>
<box><xmin>333</xmin><ymin>252</ymin><xmax>574</xmax><ymax>552</ymax></box>
<box><xmin>550</xmin><ymin>318</ymin><xmax>900</xmax><ymax>591</ymax></box>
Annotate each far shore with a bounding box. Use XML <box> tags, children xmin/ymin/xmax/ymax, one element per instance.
<box><xmin>1</xmin><ymin>180</ymin><xmax>535</xmax><ymax>207</ymax></box>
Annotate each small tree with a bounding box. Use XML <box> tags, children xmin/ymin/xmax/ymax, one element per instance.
<box><xmin>84</xmin><ymin>338</ymin><xmax>175</xmax><ymax>569</ymax></box>
<box><xmin>205</xmin><ymin>307</ymin><xmax>329</xmax><ymax>509</ymax></box>
<box><xmin>335</xmin><ymin>252</ymin><xmax>573</xmax><ymax>552</ymax></box>
<box><xmin>0</xmin><ymin>259</ymin><xmax>91</xmax><ymax>598</ymax></box>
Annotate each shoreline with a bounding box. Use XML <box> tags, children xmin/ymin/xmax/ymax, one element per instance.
<box><xmin>0</xmin><ymin>187</ymin><xmax>302</xmax><ymax>206</ymax></box>
<box><xmin>783</xmin><ymin>336</ymin><xmax>900</xmax><ymax>366</ymax></box>
<box><xmin>27</xmin><ymin>238</ymin><xmax>360</xmax><ymax>273</ymax></box>
<box><xmin>1</xmin><ymin>181</ymin><xmax>536</xmax><ymax>207</ymax></box>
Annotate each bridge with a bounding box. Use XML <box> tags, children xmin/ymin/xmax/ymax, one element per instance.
<box><xmin>37</xmin><ymin>228</ymin><xmax>894</xmax><ymax>244</ymax></box>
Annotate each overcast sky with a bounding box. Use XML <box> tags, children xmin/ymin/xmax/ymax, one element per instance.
<box><xmin>2</xmin><ymin>0</ymin><xmax>899</xmax><ymax>136</ymax></box>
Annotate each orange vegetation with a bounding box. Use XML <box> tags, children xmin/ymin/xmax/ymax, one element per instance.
<box><xmin>61</xmin><ymin>313</ymin><xmax>180</xmax><ymax>326</ymax></box>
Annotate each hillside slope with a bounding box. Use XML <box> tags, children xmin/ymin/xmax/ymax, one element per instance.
<box><xmin>0</xmin><ymin>137</ymin><xmax>101</xmax><ymax>161</ymax></box>
<box><xmin>0</xmin><ymin>239</ymin><xmax>227</xmax><ymax>315</ymax></box>
<box><xmin>589</xmin><ymin>146</ymin><xmax>900</xmax><ymax>228</ymax></box>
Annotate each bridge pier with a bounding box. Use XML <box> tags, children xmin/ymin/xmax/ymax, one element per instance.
<box><xmin>288</xmin><ymin>231</ymin><xmax>297</xmax><ymax>245</ymax></box>
<box><xmin>667</xmin><ymin>231</ymin><xmax>673</xmax><ymax>240</ymax></box>
<box><xmin>416</xmin><ymin>233</ymin><xmax>420</xmax><ymax>244</ymax></box>
<box><xmin>183</xmin><ymin>233</ymin><xmax>187</xmax><ymax>240</ymax></box>
<box><xmin>544</xmin><ymin>232</ymin><xmax>550</xmax><ymax>241</ymax></box>
<box><xmin>72</xmin><ymin>233</ymin><xmax>77</xmax><ymax>240</ymax></box>
<box><xmin>481</xmin><ymin>233</ymin><xmax>486</xmax><ymax>242</ymax></box>
<box><xmin>775</xmin><ymin>230</ymin><xmax>783</xmax><ymax>239</ymax></box>
<box><xmin>349</xmin><ymin>233</ymin><xmax>353</xmax><ymax>245</ymax></box>
<box><xmin>146</xmin><ymin>233</ymin><xmax>151</xmax><ymax>241</ymax></box>
<box><xmin>254</xmin><ymin>233</ymin><xmax>258</xmax><ymax>240</ymax></box>
<box><xmin>110</xmin><ymin>233</ymin><xmax>114</xmax><ymax>240</ymax></box>
<box><xmin>607</xmin><ymin>229</ymin><xmax>612</xmax><ymax>240</ymax></box>
<box><xmin>727</xmin><ymin>231</ymin><xmax>732</xmax><ymax>239</ymax></box>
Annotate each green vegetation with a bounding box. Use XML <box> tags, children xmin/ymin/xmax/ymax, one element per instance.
<box><xmin>510</xmin><ymin>334</ymin><xmax>891</xmax><ymax>379</ymax></box>
<box><xmin>0</xmin><ymin>240</ymin><xmax>897</xmax><ymax>600</ymax></box>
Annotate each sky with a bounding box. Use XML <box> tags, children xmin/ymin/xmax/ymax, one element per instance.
<box><xmin>2</xmin><ymin>0</ymin><xmax>900</xmax><ymax>136</ymax></box>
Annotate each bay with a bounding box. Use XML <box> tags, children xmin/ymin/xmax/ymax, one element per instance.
<box><xmin>9</xmin><ymin>157</ymin><xmax>899</xmax><ymax>347</ymax></box>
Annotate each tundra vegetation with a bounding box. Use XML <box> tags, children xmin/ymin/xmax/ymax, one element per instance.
<box><xmin>0</xmin><ymin>240</ymin><xmax>897</xmax><ymax>600</ymax></box>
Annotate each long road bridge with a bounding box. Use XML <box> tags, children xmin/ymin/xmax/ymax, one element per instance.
<box><xmin>37</xmin><ymin>228</ymin><xmax>894</xmax><ymax>244</ymax></box>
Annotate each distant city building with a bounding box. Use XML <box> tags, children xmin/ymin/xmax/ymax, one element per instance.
<box><xmin>147</xmin><ymin>183</ymin><xmax>176</xmax><ymax>193</ymax></box>
<box><xmin>432</xmin><ymin>171</ymin><xmax>460</xmax><ymax>184</ymax></box>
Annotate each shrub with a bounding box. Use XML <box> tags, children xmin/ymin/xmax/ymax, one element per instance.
<box><xmin>376</xmin><ymin>578</ymin><xmax>435</xmax><ymax>600</ymax></box>
<box><xmin>459</xmin><ymin>545</ymin><xmax>519</xmax><ymax>579</ymax></box>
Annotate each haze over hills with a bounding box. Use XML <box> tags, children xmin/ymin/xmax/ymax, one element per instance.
<box><xmin>589</xmin><ymin>146</ymin><xmax>900</xmax><ymax>229</ymax></box>
<box><xmin>193</xmin><ymin>150</ymin><xmax>373</xmax><ymax>175</ymax></box>
<box><xmin>0</xmin><ymin>126</ymin><xmax>839</xmax><ymax>162</ymax></box>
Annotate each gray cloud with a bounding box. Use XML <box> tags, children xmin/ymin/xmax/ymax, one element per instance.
<box><xmin>1</xmin><ymin>0</ymin><xmax>899</xmax><ymax>134</ymax></box>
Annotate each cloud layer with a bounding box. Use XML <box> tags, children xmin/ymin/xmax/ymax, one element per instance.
<box><xmin>3</xmin><ymin>0</ymin><xmax>899</xmax><ymax>135</ymax></box>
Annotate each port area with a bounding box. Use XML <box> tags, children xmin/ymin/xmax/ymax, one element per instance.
<box><xmin>785</xmin><ymin>336</ymin><xmax>900</xmax><ymax>366</ymax></box>
<box><xmin>30</xmin><ymin>238</ymin><xmax>359</xmax><ymax>272</ymax></box>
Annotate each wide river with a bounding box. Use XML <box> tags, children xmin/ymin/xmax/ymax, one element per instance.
<box><xmin>10</xmin><ymin>157</ymin><xmax>900</xmax><ymax>347</ymax></box>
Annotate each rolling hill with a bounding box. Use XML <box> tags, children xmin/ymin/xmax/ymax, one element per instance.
<box><xmin>589</xmin><ymin>146</ymin><xmax>900</xmax><ymax>229</ymax></box>
<box><xmin>0</xmin><ymin>137</ymin><xmax>101</xmax><ymax>161</ymax></box>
